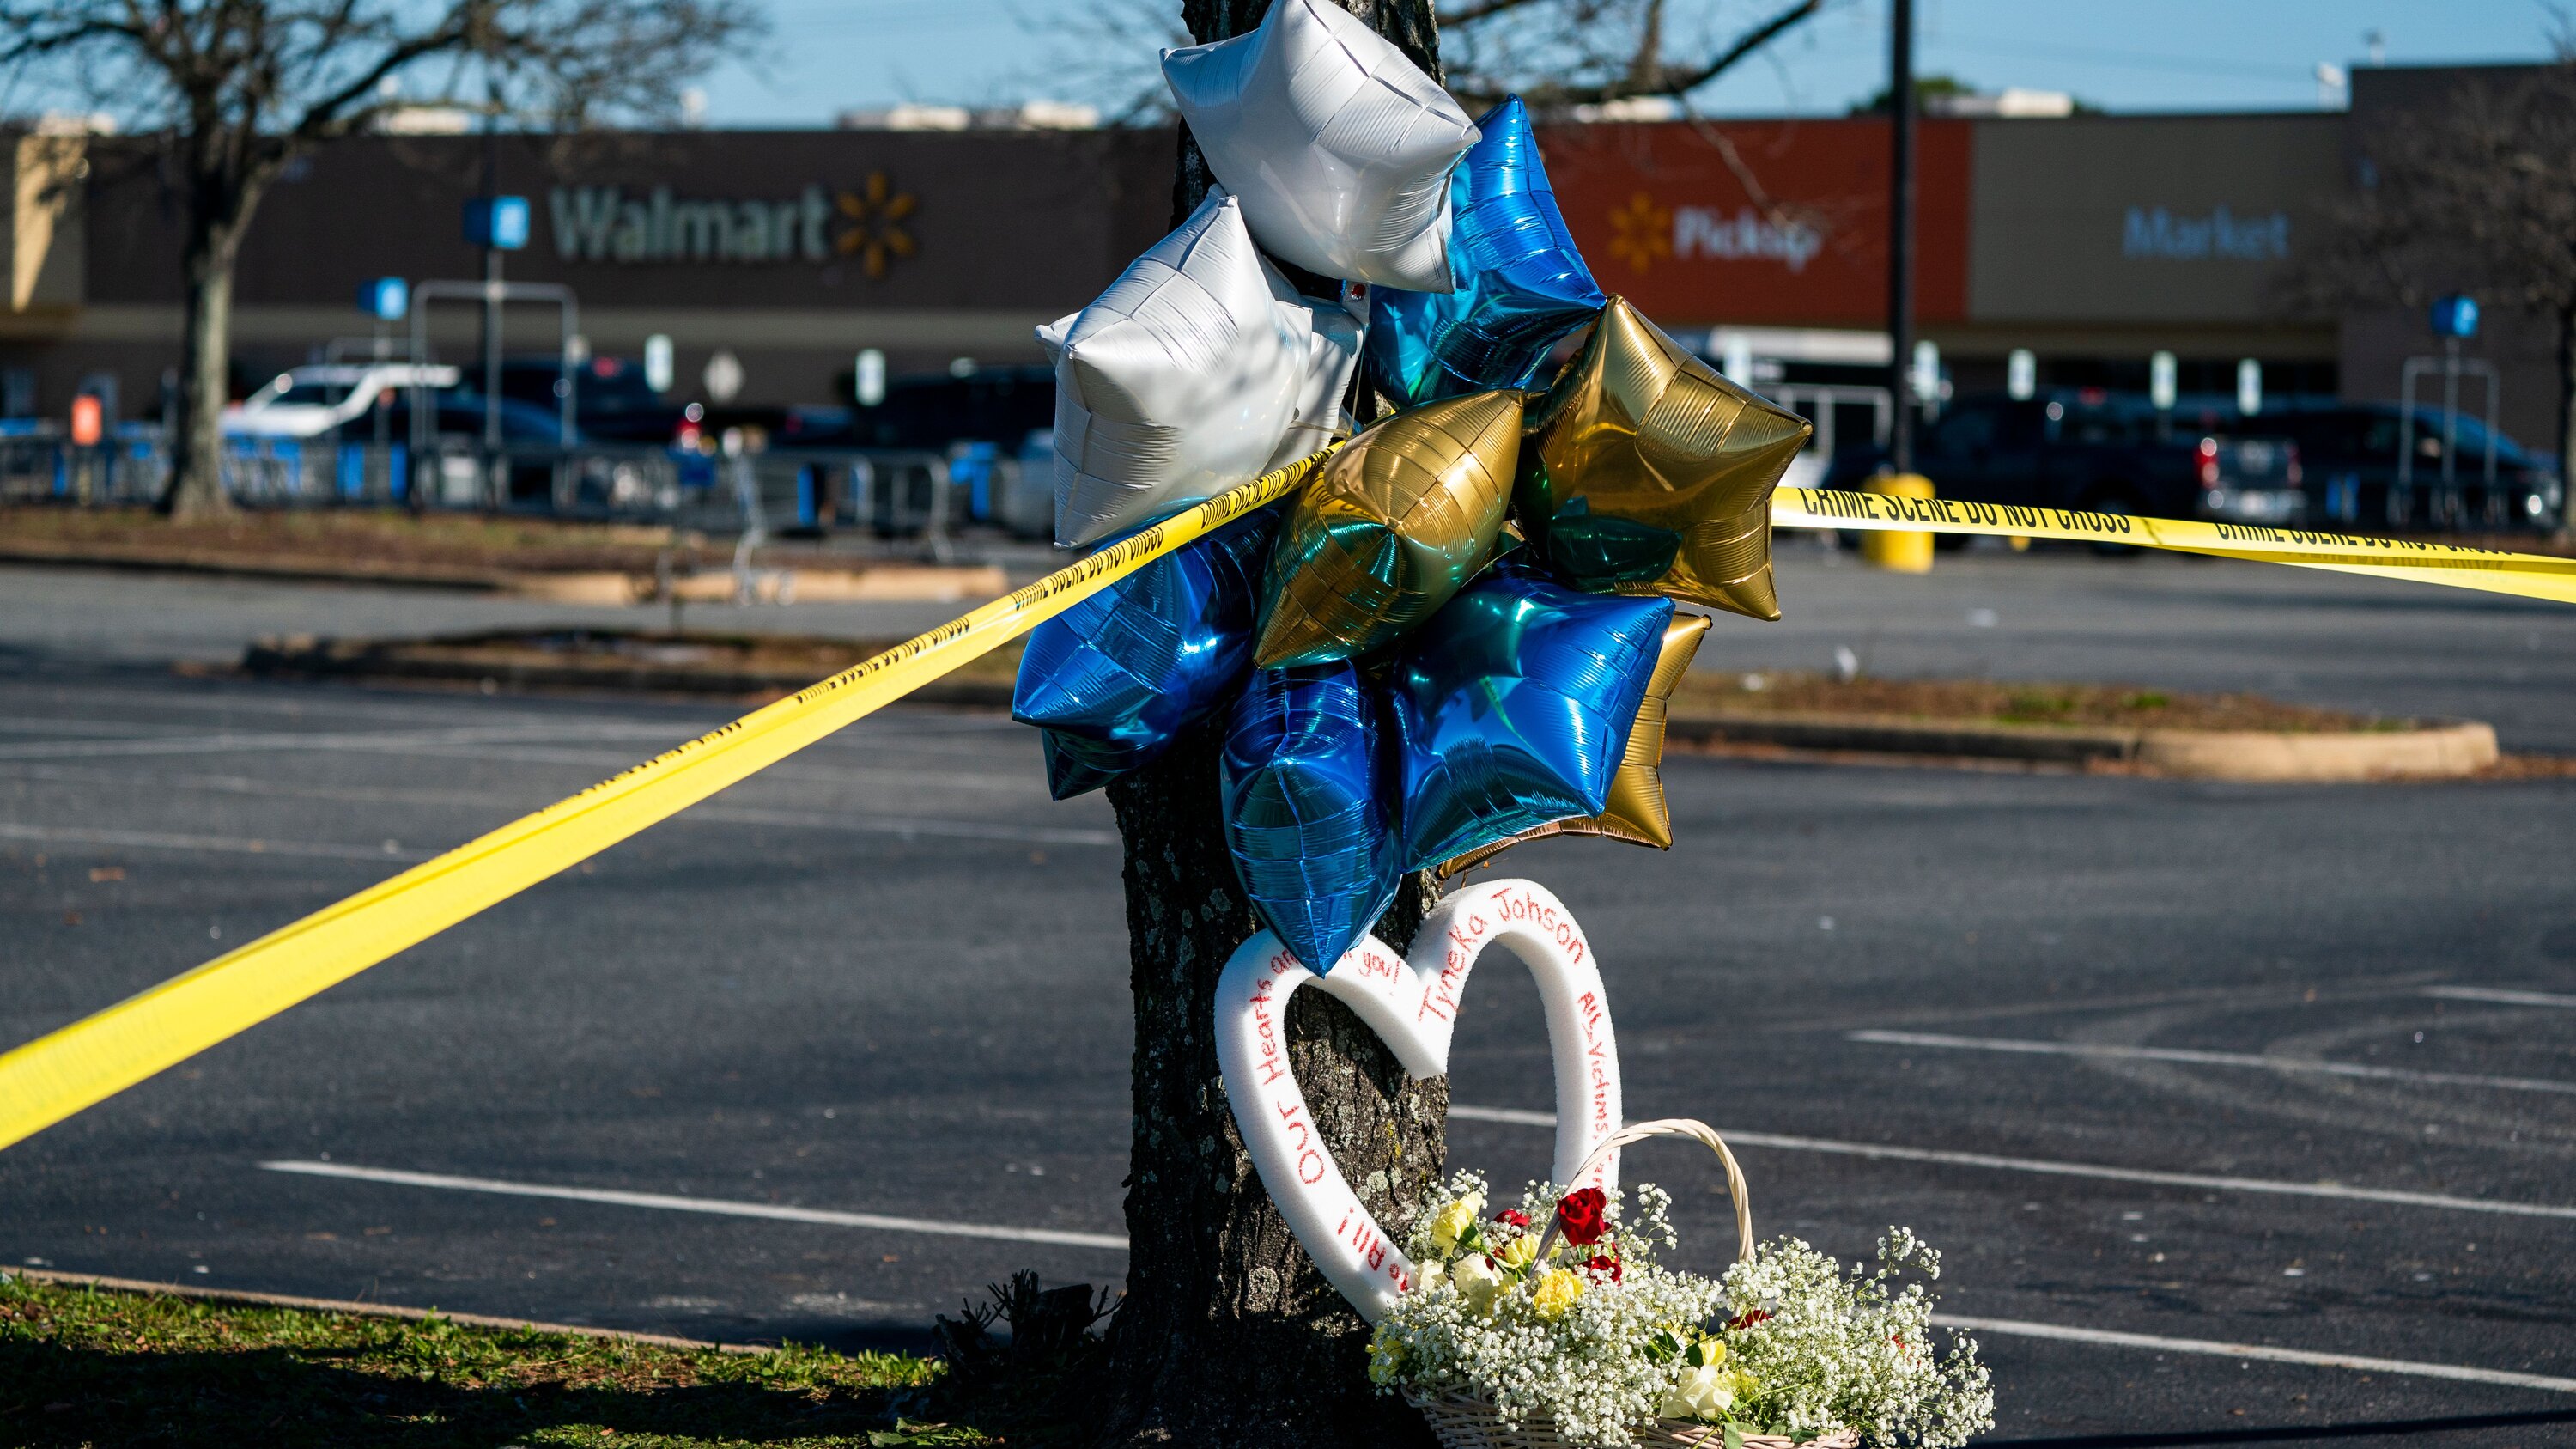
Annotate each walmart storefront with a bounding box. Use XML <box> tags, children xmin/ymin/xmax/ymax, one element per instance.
<box><xmin>0</xmin><ymin>67</ymin><xmax>2550</xmax><ymax>449</ymax></box>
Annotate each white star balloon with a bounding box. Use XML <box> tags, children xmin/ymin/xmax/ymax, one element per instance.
<box><xmin>1163</xmin><ymin>0</ymin><xmax>1479</xmax><ymax>290</ymax></box>
<box><xmin>1042</xmin><ymin>191</ymin><xmax>1366</xmax><ymax>547</ymax></box>
<box><xmin>1268</xmin><ymin>269</ymin><xmax>1365</xmax><ymax>470</ymax></box>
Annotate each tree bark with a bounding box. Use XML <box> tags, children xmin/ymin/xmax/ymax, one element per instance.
<box><xmin>1094</xmin><ymin>727</ymin><xmax>1444</xmax><ymax>1448</ymax></box>
<box><xmin>1090</xmin><ymin>10</ymin><xmax>1445</xmax><ymax>1445</ymax></box>
<box><xmin>164</xmin><ymin>189</ymin><xmax>259</xmax><ymax>521</ymax></box>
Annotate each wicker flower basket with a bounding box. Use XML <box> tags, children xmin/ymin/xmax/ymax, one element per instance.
<box><xmin>1403</xmin><ymin>1118</ymin><xmax>1863</xmax><ymax>1449</ymax></box>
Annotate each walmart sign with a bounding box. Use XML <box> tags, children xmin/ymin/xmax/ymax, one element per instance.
<box><xmin>549</xmin><ymin>186</ymin><xmax>836</xmax><ymax>264</ymax></box>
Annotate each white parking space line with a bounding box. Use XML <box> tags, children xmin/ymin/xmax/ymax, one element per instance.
<box><xmin>692</xmin><ymin>805</ymin><xmax>1113</xmax><ymax>847</ymax></box>
<box><xmin>1847</xmin><ymin>1029</ymin><xmax>2576</xmax><ymax>1098</ymax></box>
<box><xmin>1931</xmin><ymin>1315</ymin><xmax>2576</xmax><ymax>1395</ymax></box>
<box><xmin>1446</xmin><ymin>1105</ymin><xmax>2576</xmax><ymax>1221</ymax></box>
<box><xmin>255</xmin><ymin>1159</ymin><xmax>2575</xmax><ymax>1393</ymax></box>
<box><xmin>0</xmin><ymin>758</ymin><xmax>1053</xmax><ymax>812</ymax></box>
<box><xmin>2427</xmin><ymin>985</ymin><xmax>2576</xmax><ymax>1011</ymax></box>
<box><xmin>0</xmin><ymin>725</ymin><xmax>568</xmax><ymax>762</ymax></box>
<box><xmin>1</xmin><ymin>811</ymin><xmax>1105</xmax><ymax>856</ymax></box>
<box><xmin>259</xmin><ymin>1160</ymin><xmax>1128</xmax><ymax>1251</ymax></box>
<box><xmin>0</xmin><ymin>823</ymin><xmax>424</xmax><ymax>862</ymax></box>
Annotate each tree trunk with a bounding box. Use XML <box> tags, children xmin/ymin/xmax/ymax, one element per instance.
<box><xmin>1095</xmin><ymin>727</ymin><xmax>1444</xmax><ymax>1448</ymax></box>
<box><xmin>1091</xmin><ymin>10</ymin><xmax>1444</xmax><ymax>1445</ymax></box>
<box><xmin>164</xmin><ymin>205</ymin><xmax>248</xmax><ymax>521</ymax></box>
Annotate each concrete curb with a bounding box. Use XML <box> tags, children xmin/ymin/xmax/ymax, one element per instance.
<box><xmin>1</xmin><ymin>1265</ymin><xmax>758</xmax><ymax>1352</ymax></box>
<box><xmin>241</xmin><ymin>630</ymin><xmax>1016</xmax><ymax>707</ymax></box>
<box><xmin>1668</xmin><ymin>710</ymin><xmax>2500</xmax><ymax>782</ymax></box>
<box><xmin>0</xmin><ymin>540</ymin><xmax>1006</xmax><ymax>602</ymax></box>
<box><xmin>2133</xmin><ymin>721</ymin><xmax>2499</xmax><ymax>781</ymax></box>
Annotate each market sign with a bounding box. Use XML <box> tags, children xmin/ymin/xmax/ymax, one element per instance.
<box><xmin>2120</xmin><ymin>204</ymin><xmax>2290</xmax><ymax>262</ymax></box>
<box><xmin>546</xmin><ymin>172</ymin><xmax>918</xmax><ymax>274</ymax></box>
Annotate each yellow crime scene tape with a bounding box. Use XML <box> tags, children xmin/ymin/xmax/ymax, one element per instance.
<box><xmin>3</xmin><ymin>466</ymin><xmax>2573</xmax><ymax>1153</ymax></box>
<box><xmin>1772</xmin><ymin>486</ymin><xmax>2576</xmax><ymax>606</ymax></box>
<box><xmin>0</xmin><ymin>451</ymin><xmax>1332</xmax><ymax>1153</ymax></box>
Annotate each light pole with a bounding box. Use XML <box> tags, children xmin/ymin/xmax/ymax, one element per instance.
<box><xmin>1886</xmin><ymin>0</ymin><xmax>1917</xmax><ymax>475</ymax></box>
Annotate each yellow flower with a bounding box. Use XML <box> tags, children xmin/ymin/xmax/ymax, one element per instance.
<box><xmin>1495</xmin><ymin>1235</ymin><xmax>1538</xmax><ymax>1271</ymax></box>
<box><xmin>1429</xmin><ymin>1195</ymin><xmax>1482</xmax><ymax>1254</ymax></box>
<box><xmin>1414</xmin><ymin>1258</ymin><xmax>1449</xmax><ymax>1294</ymax></box>
<box><xmin>1692</xmin><ymin>1336</ymin><xmax>1727</xmax><ymax>1368</ymax></box>
<box><xmin>1532</xmin><ymin>1267</ymin><xmax>1585</xmax><ymax>1320</ymax></box>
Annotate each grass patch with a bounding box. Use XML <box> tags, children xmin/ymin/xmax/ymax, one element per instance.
<box><xmin>1</xmin><ymin>505</ymin><xmax>710</xmax><ymax>574</ymax></box>
<box><xmin>0</xmin><ymin>1272</ymin><xmax>989</xmax><ymax>1447</ymax></box>
<box><xmin>1676</xmin><ymin>671</ymin><xmax>2395</xmax><ymax>733</ymax></box>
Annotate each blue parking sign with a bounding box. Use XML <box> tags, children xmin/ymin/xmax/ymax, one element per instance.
<box><xmin>2429</xmin><ymin>293</ymin><xmax>2479</xmax><ymax>339</ymax></box>
<box><xmin>358</xmin><ymin>277</ymin><xmax>408</xmax><ymax>320</ymax></box>
<box><xmin>464</xmin><ymin>196</ymin><xmax>532</xmax><ymax>251</ymax></box>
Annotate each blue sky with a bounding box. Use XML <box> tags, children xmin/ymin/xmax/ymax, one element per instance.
<box><xmin>695</xmin><ymin>0</ymin><xmax>2564</xmax><ymax>126</ymax></box>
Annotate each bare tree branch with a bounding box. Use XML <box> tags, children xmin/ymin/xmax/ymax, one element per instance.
<box><xmin>1440</xmin><ymin>0</ymin><xmax>1829</xmax><ymax>110</ymax></box>
<box><xmin>0</xmin><ymin>0</ymin><xmax>767</xmax><ymax>517</ymax></box>
<box><xmin>1434</xmin><ymin>0</ymin><xmax>1550</xmax><ymax>26</ymax></box>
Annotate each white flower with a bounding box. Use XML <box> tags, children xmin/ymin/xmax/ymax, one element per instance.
<box><xmin>1660</xmin><ymin>1362</ymin><xmax>1733</xmax><ymax>1421</ymax></box>
<box><xmin>1415</xmin><ymin>1257</ymin><xmax>1449</xmax><ymax>1294</ymax></box>
<box><xmin>1373</xmin><ymin>1175</ymin><xmax>1995</xmax><ymax>1449</ymax></box>
<box><xmin>1451</xmin><ymin>1251</ymin><xmax>1504</xmax><ymax>1309</ymax></box>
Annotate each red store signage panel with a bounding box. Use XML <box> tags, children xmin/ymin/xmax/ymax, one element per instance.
<box><xmin>1537</xmin><ymin>119</ymin><xmax>1971</xmax><ymax>330</ymax></box>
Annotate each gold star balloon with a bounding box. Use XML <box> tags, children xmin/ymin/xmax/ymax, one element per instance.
<box><xmin>1436</xmin><ymin>608</ymin><xmax>1709</xmax><ymax>878</ymax></box>
<box><xmin>1517</xmin><ymin>295</ymin><xmax>1813</xmax><ymax>621</ymax></box>
<box><xmin>1253</xmin><ymin>389</ymin><xmax>1522</xmax><ymax>668</ymax></box>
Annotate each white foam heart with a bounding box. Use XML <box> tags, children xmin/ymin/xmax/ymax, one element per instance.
<box><xmin>1215</xmin><ymin>877</ymin><xmax>1622</xmax><ymax>1323</ymax></box>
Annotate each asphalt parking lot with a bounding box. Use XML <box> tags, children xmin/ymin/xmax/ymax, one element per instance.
<box><xmin>3</xmin><ymin>550</ymin><xmax>2573</xmax><ymax>1446</ymax></box>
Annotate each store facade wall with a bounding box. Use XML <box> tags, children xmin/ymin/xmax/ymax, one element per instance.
<box><xmin>4</xmin><ymin>125</ymin><xmax>1176</xmax><ymax>419</ymax></box>
<box><xmin>7</xmin><ymin>77</ymin><xmax>2567</xmax><ymax>460</ymax></box>
<box><xmin>1959</xmin><ymin>113</ymin><xmax>2342</xmax><ymax>396</ymax></box>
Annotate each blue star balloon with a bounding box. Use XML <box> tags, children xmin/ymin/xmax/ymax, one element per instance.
<box><xmin>1365</xmin><ymin>96</ymin><xmax>1607</xmax><ymax>407</ymax></box>
<box><xmin>1222</xmin><ymin>661</ymin><xmax>1401</xmax><ymax>973</ymax></box>
<box><xmin>1386</xmin><ymin>567</ymin><xmax>1674</xmax><ymax>872</ymax></box>
<box><xmin>1012</xmin><ymin>507</ymin><xmax>1280</xmax><ymax>800</ymax></box>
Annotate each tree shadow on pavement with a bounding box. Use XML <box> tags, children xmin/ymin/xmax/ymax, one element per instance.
<box><xmin>0</xmin><ymin>1337</ymin><xmax>943</xmax><ymax>1447</ymax></box>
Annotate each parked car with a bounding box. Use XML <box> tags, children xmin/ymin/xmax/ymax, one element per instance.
<box><xmin>826</xmin><ymin>365</ymin><xmax>1056</xmax><ymax>452</ymax></box>
<box><xmin>410</xmin><ymin>391</ymin><xmax>583</xmax><ymax>446</ymax></box>
<box><xmin>1823</xmin><ymin>391</ymin><xmax>2305</xmax><ymax>536</ymax></box>
<box><xmin>495</xmin><ymin>356</ymin><xmax>690</xmax><ymax>445</ymax></box>
<box><xmin>224</xmin><ymin>363</ymin><xmax>460</xmax><ymax>438</ymax></box>
<box><xmin>2265</xmin><ymin>399</ymin><xmax>2563</xmax><ymax>531</ymax></box>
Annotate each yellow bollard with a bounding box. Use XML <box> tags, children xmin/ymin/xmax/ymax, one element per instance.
<box><xmin>1861</xmin><ymin>472</ymin><xmax>1936</xmax><ymax>574</ymax></box>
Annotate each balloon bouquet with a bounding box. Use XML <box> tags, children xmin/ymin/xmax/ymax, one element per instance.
<box><xmin>1014</xmin><ymin>0</ymin><xmax>1813</xmax><ymax>976</ymax></box>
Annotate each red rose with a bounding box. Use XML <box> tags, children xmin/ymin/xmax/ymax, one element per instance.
<box><xmin>1493</xmin><ymin>1209</ymin><xmax>1531</xmax><ymax>1229</ymax></box>
<box><xmin>1553</xmin><ymin>1187</ymin><xmax>1607</xmax><ymax>1246</ymax></box>
<box><xmin>1584</xmin><ymin>1253</ymin><xmax>1623</xmax><ymax>1282</ymax></box>
<box><xmin>1728</xmin><ymin>1309</ymin><xmax>1774</xmax><ymax>1330</ymax></box>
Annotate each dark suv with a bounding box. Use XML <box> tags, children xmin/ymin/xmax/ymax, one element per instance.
<box><xmin>2265</xmin><ymin>400</ymin><xmax>2562</xmax><ymax>532</ymax></box>
<box><xmin>496</xmin><ymin>356</ymin><xmax>687</xmax><ymax>445</ymax></box>
<box><xmin>1824</xmin><ymin>391</ymin><xmax>2304</xmax><ymax>527</ymax></box>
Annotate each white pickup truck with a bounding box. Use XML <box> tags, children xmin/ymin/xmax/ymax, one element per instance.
<box><xmin>222</xmin><ymin>363</ymin><xmax>460</xmax><ymax>439</ymax></box>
